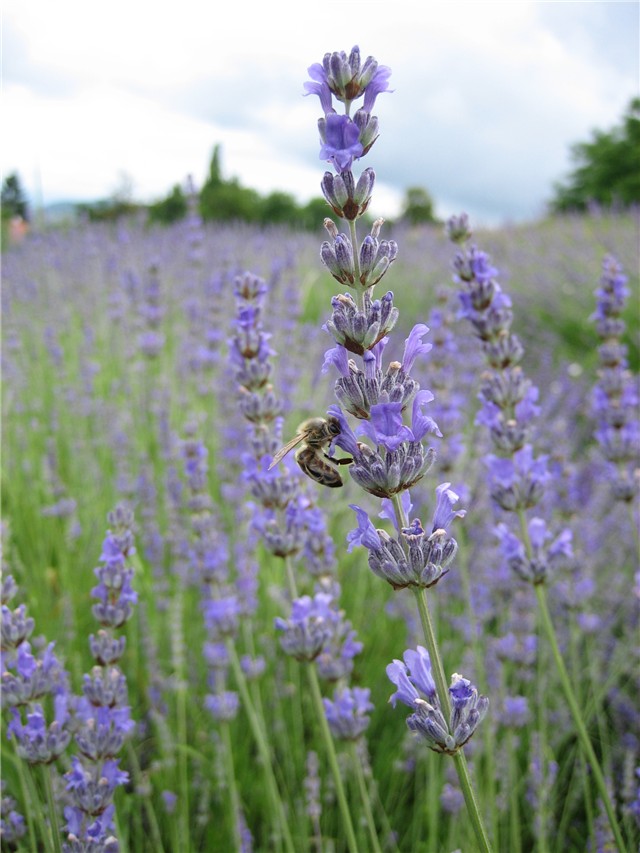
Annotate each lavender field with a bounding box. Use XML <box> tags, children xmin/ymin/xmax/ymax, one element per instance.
<box><xmin>2</xmin><ymin>48</ymin><xmax>640</xmax><ymax>853</ymax></box>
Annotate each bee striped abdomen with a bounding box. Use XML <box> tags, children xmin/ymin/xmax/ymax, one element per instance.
<box><xmin>295</xmin><ymin>446</ymin><xmax>344</xmax><ymax>488</ymax></box>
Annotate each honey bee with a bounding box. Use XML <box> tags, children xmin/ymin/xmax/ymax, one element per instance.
<box><xmin>268</xmin><ymin>416</ymin><xmax>352</xmax><ymax>487</ymax></box>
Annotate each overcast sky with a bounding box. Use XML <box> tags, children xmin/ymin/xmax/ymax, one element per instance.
<box><xmin>3</xmin><ymin>1</ymin><xmax>638</xmax><ymax>225</ymax></box>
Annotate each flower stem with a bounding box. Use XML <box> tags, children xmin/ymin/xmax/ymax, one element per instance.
<box><xmin>284</xmin><ymin>553</ymin><xmax>299</xmax><ymax>600</ymax></box>
<box><xmin>349</xmin><ymin>740</ymin><xmax>384</xmax><ymax>853</ymax></box>
<box><xmin>11</xmin><ymin>751</ymin><xmax>39</xmax><ymax>853</ymax></box>
<box><xmin>220</xmin><ymin>719</ymin><xmax>243</xmax><ymax>851</ymax></box>
<box><xmin>125</xmin><ymin>741</ymin><xmax>166</xmax><ymax>853</ymax></box>
<box><xmin>305</xmin><ymin>662</ymin><xmax>360</xmax><ymax>853</ymax></box>
<box><xmin>40</xmin><ymin>764</ymin><xmax>62</xmax><ymax>853</ymax></box>
<box><xmin>515</xmin><ymin>507</ymin><xmax>626</xmax><ymax>850</ymax></box>
<box><xmin>226</xmin><ymin>639</ymin><xmax>296</xmax><ymax>853</ymax></box>
<box><xmin>627</xmin><ymin>502</ymin><xmax>640</xmax><ymax>553</ymax></box>
<box><xmin>170</xmin><ymin>590</ymin><xmax>191</xmax><ymax>853</ymax></box>
<box><xmin>412</xmin><ymin>586</ymin><xmax>494</xmax><ymax>853</ymax></box>
<box><xmin>533</xmin><ymin>583</ymin><xmax>626</xmax><ymax>851</ymax></box>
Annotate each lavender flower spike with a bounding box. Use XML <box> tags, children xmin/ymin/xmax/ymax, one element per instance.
<box><xmin>347</xmin><ymin>481</ymin><xmax>464</xmax><ymax>589</ymax></box>
<box><xmin>274</xmin><ymin>593</ymin><xmax>338</xmax><ymax>662</ymax></box>
<box><xmin>305</xmin><ymin>46</ymin><xmax>392</xmax><ymax>111</ymax></box>
<box><xmin>591</xmin><ymin>255</ymin><xmax>640</xmax><ymax>504</ymax></box>
<box><xmin>387</xmin><ymin>646</ymin><xmax>488</xmax><ymax>755</ymax></box>
<box><xmin>323</xmin><ymin>686</ymin><xmax>374</xmax><ymax>741</ymax></box>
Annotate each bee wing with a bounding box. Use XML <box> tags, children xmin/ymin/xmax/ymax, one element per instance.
<box><xmin>268</xmin><ymin>432</ymin><xmax>308</xmax><ymax>469</ymax></box>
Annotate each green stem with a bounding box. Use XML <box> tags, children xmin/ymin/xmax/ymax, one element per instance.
<box><xmin>125</xmin><ymin>741</ymin><xmax>166</xmax><ymax>853</ymax></box>
<box><xmin>534</xmin><ymin>606</ymin><xmax>550</xmax><ymax>853</ymax></box>
<box><xmin>516</xmin><ymin>507</ymin><xmax>626</xmax><ymax>850</ymax></box>
<box><xmin>349</xmin><ymin>740</ymin><xmax>383</xmax><ymax>853</ymax></box>
<box><xmin>534</xmin><ymin>583</ymin><xmax>626</xmax><ymax>852</ymax></box>
<box><xmin>12</xmin><ymin>753</ymin><xmax>39</xmax><ymax>853</ymax></box>
<box><xmin>457</xmin><ymin>527</ymin><xmax>499</xmax><ymax>847</ymax></box>
<box><xmin>305</xmin><ymin>663</ymin><xmax>359</xmax><ymax>853</ymax></box>
<box><xmin>627</xmin><ymin>502</ymin><xmax>640</xmax><ymax>555</ymax></box>
<box><xmin>507</xmin><ymin>731</ymin><xmax>522</xmax><ymax>853</ymax></box>
<box><xmin>412</xmin><ymin>587</ymin><xmax>493</xmax><ymax>853</ymax></box>
<box><xmin>226</xmin><ymin>639</ymin><xmax>295</xmax><ymax>853</ymax></box>
<box><xmin>171</xmin><ymin>591</ymin><xmax>191</xmax><ymax>853</ymax></box>
<box><xmin>220</xmin><ymin>720</ymin><xmax>243</xmax><ymax>852</ymax></box>
<box><xmin>40</xmin><ymin>765</ymin><xmax>62</xmax><ymax>853</ymax></box>
<box><xmin>284</xmin><ymin>553</ymin><xmax>299</xmax><ymax>600</ymax></box>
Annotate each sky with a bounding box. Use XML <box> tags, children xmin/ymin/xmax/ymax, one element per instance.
<box><xmin>3</xmin><ymin>0</ymin><xmax>639</xmax><ymax>226</ymax></box>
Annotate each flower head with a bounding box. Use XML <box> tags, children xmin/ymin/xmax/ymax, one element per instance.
<box><xmin>387</xmin><ymin>647</ymin><xmax>489</xmax><ymax>754</ymax></box>
<box><xmin>319</xmin><ymin>114</ymin><xmax>364</xmax><ymax>173</ymax></box>
<box><xmin>305</xmin><ymin>47</ymin><xmax>392</xmax><ymax>110</ymax></box>
<box><xmin>323</xmin><ymin>687</ymin><xmax>374</xmax><ymax>740</ymax></box>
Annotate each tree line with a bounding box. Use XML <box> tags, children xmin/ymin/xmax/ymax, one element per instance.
<box><xmin>3</xmin><ymin>98</ymin><xmax>638</xmax><ymax>231</ymax></box>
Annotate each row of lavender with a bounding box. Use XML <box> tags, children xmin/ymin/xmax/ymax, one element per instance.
<box><xmin>2</xmin><ymin>49</ymin><xmax>639</xmax><ymax>852</ymax></box>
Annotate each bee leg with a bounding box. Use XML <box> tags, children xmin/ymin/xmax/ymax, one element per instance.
<box><xmin>324</xmin><ymin>454</ymin><xmax>353</xmax><ymax>466</ymax></box>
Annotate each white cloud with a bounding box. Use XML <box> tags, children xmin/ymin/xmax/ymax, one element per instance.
<box><xmin>3</xmin><ymin>1</ymin><xmax>637</xmax><ymax>224</ymax></box>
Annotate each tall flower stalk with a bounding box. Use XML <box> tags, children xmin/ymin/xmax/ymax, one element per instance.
<box><xmin>63</xmin><ymin>504</ymin><xmax>138</xmax><ymax>852</ymax></box>
<box><xmin>299</xmin><ymin>46</ymin><xmax>493</xmax><ymax>852</ymax></box>
<box><xmin>446</xmin><ymin>214</ymin><xmax>628</xmax><ymax>851</ymax></box>
<box><xmin>2</xmin><ymin>572</ymin><xmax>71</xmax><ymax>853</ymax></box>
<box><xmin>590</xmin><ymin>255</ymin><xmax>639</xmax><ymax>542</ymax></box>
<box><xmin>230</xmin><ymin>270</ymin><xmax>368</xmax><ymax>851</ymax></box>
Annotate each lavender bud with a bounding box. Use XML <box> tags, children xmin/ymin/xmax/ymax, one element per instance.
<box><xmin>1</xmin><ymin>604</ymin><xmax>35</xmax><ymax>649</ymax></box>
<box><xmin>89</xmin><ymin>632</ymin><xmax>127</xmax><ymax>667</ymax></box>
<box><xmin>321</xmin><ymin>169</ymin><xmax>372</xmax><ymax>220</ymax></box>
<box><xmin>354</xmin><ymin>168</ymin><xmax>376</xmax><ymax>207</ymax></box>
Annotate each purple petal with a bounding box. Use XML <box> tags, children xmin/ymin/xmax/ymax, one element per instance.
<box><xmin>402</xmin><ymin>324</ymin><xmax>432</xmax><ymax>374</ymax></box>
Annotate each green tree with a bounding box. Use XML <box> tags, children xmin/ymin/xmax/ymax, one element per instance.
<box><xmin>299</xmin><ymin>197</ymin><xmax>336</xmax><ymax>231</ymax></box>
<box><xmin>199</xmin><ymin>146</ymin><xmax>262</xmax><ymax>222</ymax></box>
<box><xmin>550</xmin><ymin>98</ymin><xmax>640</xmax><ymax>213</ymax></box>
<box><xmin>258</xmin><ymin>191</ymin><xmax>299</xmax><ymax>226</ymax></box>
<box><xmin>148</xmin><ymin>184</ymin><xmax>187</xmax><ymax>224</ymax></box>
<box><xmin>1</xmin><ymin>172</ymin><xmax>30</xmax><ymax>221</ymax></box>
<box><xmin>400</xmin><ymin>186</ymin><xmax>437</xmax><ymax>225</ymax></box>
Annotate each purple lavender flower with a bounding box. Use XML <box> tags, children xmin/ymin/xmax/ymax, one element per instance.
<box><xmin>321</xmin><ymin>219</ymin><xmax>398</xmax><ymax>294</ymax></box>
<box><xmin>274</xmin><ymin>593</ymin><xmax>338</xmax><ymax>662</ymax></box>
<box><xmin>64</xmin><ymin>506</ymin><xmax>137</xmax><ymax>850</ymax></box>
<box><xmin>387</xmin><ymin>646</ymin><xmax>489</xmax><ymax>754</ymax></box>
<box><xmin>495</xmin><ymin>517</ymin><xmax>573</xmax><ymax>584</ymax></box>
<box><xmin>323</xmin><ymin>686</ymin><xmax>373</xmax><ymax>740</ymax></box>
<box><xmin>347</xmin><ymin>483</ymin><xmax>464</xmax><ymax>589</ymax></box>
<box><xmin>305</xmin><ymin>47</ymin><xmax>391</xmax><ymax>111</ymax></box>
<box><xmin>359</xmin><ymin>401</ymin><xmax>416</xmax><ymax>451</ymax></box>
<box><xmin>315</xmin><ymin>608</ymin><xmax>362</xmax><ymax>681</ymax></box>
<box><xmin>1</xmin><ymin>603</ymin><xmax>35</xmax><ymax>650</ymax></box>
<box><xmin>7</xmin><ymin>696</ymin><xmax>71</xmax><ymax>764</ymax></box>
<box><xmin>485</xmin><ymin>445</ymin><xmax>550</xmax><ymax>512</ymax></box>
<box><xmin>91</xmin><ymin>507</ymin><xmax>138</xmax><ymax>630</ymax></box>
<box><xmin>204</xmin><ymin>690</ymin><xmax>240</xmax><ymax>722</ymax></box>
<box><xmin>440</xmin><ymin>782</ymin><xmax>465</xmax><ymax>814</ymax></box>
<box><xmin>319</xmin><ymin>114</ymin><xmax>364</xmax><ymax>173</ymax></box>
<box><xmin>202</xmin><ymin>596</ymin><xmax>241</xmax><ymax>640</ymax></box>
<box><xmin>328</xmin><ymin>392</ymin><xmax>439</xmax><ymax>498</ymax></box>
<box><xmin>591</xmin><ymin>255</ymin><xmax>640</xmax><ymax>503</ymax></box>
<box><xmin>161</xmin><ymin>790</ymin><xmax>178</xmax><ymax>815</ymax></box>
<box><xmin>499</xmin><ymin>696</ymin><xmax>531</xmax><ymax>728</ymax></box>
<box><xmin>0</xmin><ymin>785</ymin><xmax>27</xmax><ymax>845</ymax></box>
<box><xmin>2</xmin><ymin>640</ymin><xmax>68</xmax><ymax>707</ymax></box>
<box><xmin>321</xmin><ymin>168</ymin><xmax>375</xmax><ymax>220</ymax></box>
<box><xmin>323</xmin><ymin>336</ymin><xmax>422</xmax><ymax>420</ymax></box>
